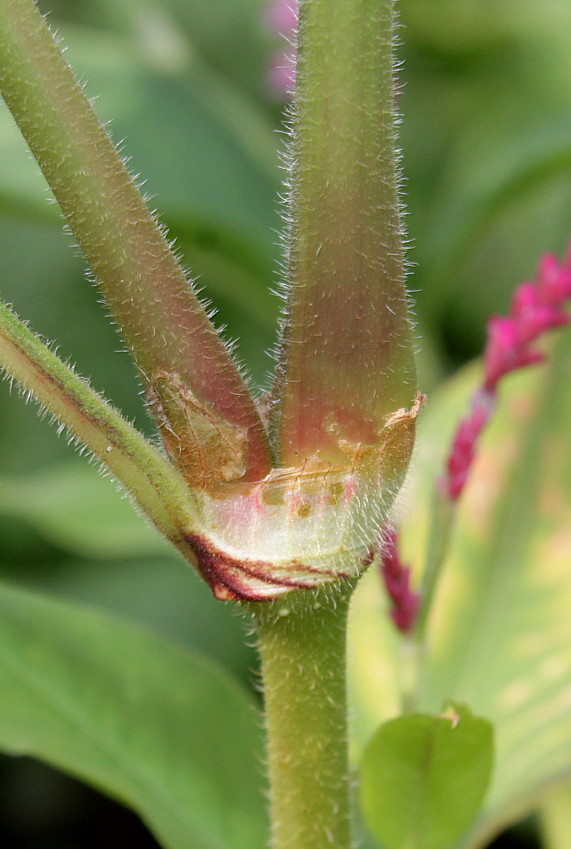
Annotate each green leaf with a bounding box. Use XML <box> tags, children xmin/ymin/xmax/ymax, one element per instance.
<box><xmin>83</xmin><ymin>0</ymin><xmax>270</xmax><ymax>100</ymax></box>
<box><xmin>0</xmin><ymin>460</ymin><xmax>168</xmax><ymax>560</ymax></box>
<box><xmin>0</xmin><ymin>580</ymin><xmax>268</xmax><ymax>849</ymax></box>
<box><xmin>360</xmin><ymin>704</ymin><xmax>494</xmax><ymax>849</ymax></box>
<box><xmin>0</xmin><ymin>19</ymin><xmax>279</xmax><ymax>385</ymax></box>
<box><xmin>57</xmin><ymin>22</ymin><xmax>279</xmax><ymax>241</ymax></box>
<box><xmin>417</xmin><ymin>333</ymin><xmax>571</xmax><ymax>847</ymax></box>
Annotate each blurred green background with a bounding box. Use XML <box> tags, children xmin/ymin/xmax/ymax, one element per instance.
<box><xmin>0</xmin><ymin>0</ymin><xmax>570</xmax><ymax>845</ymax></box>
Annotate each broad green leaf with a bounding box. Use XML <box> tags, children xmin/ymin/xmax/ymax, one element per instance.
<box><xmin>0</xmin><ymin>580</ymin><xmax>268</xmax><ymax>849</ymax></box>
<box><xmin>12</xmin><ymin>555</ymin><xmax>257</xmax><ymax>686</ymax></box>
<box><xmin>76</xmin><ymin>0</ymin><xmax>270</xmax><ymax>100</ymax></box>
<box><xmin>58</xmin><ymin>22</ymin><xmax>279</xmax><ymax>241</ymax></box>
<box><xmin>400</xmin><ymin>0</ymin><xmax>571</xmax><ymax>345</ymax></box>
<box><xmin>0</xmin><ymin>16</ymin><xmax>280</xmax><ymax>265</ymax></box>
<box><xmin>419</xmin><ymin>332</ymin><xmax>571</xmax><ymax>847</ymax></box>
<box><xmin>419</xmin><ymin>122</ymin><xmax>571</xmax><ymax>337</ymax></box>
<box><xmin>350</xmin><ymin>329</ymin><xmax>571</xmax><ymax>847</ymax></box>
<box><xmin>0</xmin><ymin>459</ymin><xmax>257</xmax><ymax>680</ymax></box>
<box><xmin>360</xmin><ymin>705</ymin><xmax>493</xmax><ymax>849</ymax></box>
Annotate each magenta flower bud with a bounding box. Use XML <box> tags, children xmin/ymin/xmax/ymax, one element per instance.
<box><xmin>443</xmin><ymin>243</ymin><xmax>571</xmax><ymax>502</ymax></box>
<box><xmin>379</xmin><ymin>527</ymin><xmax>419</xmax><ymax>633</ymax></box>
<box><xmin>440</xmin><ymin>389</ymin><xmax>494</xmax><ymax>500</ymax></box>
<box><xmin>510</xmin><ymin>284</ymin><xmax>568</xmax><ymax>344</ymax></box>
<box><xmin>483</xmin><ymin>316</ymin><xmax>540</xmax><ymax>389</ymax></box>
<box><xmin>537</xmin><ymin>253</ymin><xmax>571</xmax><ymax>304</ymax></box>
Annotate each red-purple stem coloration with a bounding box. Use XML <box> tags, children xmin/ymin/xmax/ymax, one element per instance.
<box><xmin>380</xmin><ymin>527</ymin><xmax>419</xmax><ymax>633</ymax></box>
<box><xmin>441</xmin><ymin>246</ymin><xmax>571</xmax><ymax>500</ymax></box>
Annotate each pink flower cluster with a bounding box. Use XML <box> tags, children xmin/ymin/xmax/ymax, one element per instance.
<box><xmin>382</xmin><ymin>247</ymin><xmax>571</xmax><ymax>633</ymax></box>
<box><xmin>379</xmin><ymin>527</ymin><xmax>419</xmax><ymax>633</ymax></box>
<box><xmin>264</xmin><ymin>0</ymin><xmax>298</xmax><ymax>99</ymax></box>
<box><xmin>442</xmin><ymin>247</ymin><xmax>571</xmax><ymax>500</ymax></box>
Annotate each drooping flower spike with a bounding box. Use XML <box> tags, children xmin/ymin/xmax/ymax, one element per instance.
<box><xmin>441</xmin><ymin>246</ymin><xmax>571</xmax><ymax>501</ymax></box>
<box><xmin>379</xmin><ymin>526</ymin><xmax>419</xmax><ymax>632</ymax></box>
<box><xmin>382</xmin><ymin>246</ymin><xmax>571</xmax><ymax>632</ymax></box>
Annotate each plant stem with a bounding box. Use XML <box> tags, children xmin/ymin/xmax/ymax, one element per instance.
<box><xmin>0</xmin><ymin>0</ymin><xmax>271</xmax><ymax>480</ymax></box>
<box><xmin>272</xmin><ymin>0</ymin><xmax>416</xmax><ymax>466</ymax></box>
<box><xmin>251</xmin><ymin>583</ymin><xmax>356</xmax><ymax>849</ymax></box>
<box><xmin>0</xmin><ymin>300</ymin><xmax>196</xmax><ymax>543</ymax></box>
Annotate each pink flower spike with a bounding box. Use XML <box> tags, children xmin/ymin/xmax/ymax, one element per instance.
<box><xmin>380</xmin><ymin>528</ymin><xmax>420</xmax><ymax>633</ymax></box>
<box><xmin>520</xmin><ymin>306</ymin><xmax>568</xmax><ymax>343</ymax></box>
<box><xmin>510</xmin><ymin>283</ymin><xmax>569</xmax><ymax>345</ymax></box>
<box><xmin>510</xmin><ymin>282</ymin><xmax>538</xmax><ymax>320</ymax></box>
<box><xmin>442</xmin><ymin>245</ymin><xmax>571</xmax><ymax>506</ymax></box>
<box><xmin>537</xmin><ymin>252</ymin><xmax>571</xmax><ymax>305</ymax></box>
<box><xmin>391</xmin><ymin>594</ymin><xmax>419</xmax><ymax>633</ymax></box>
<box><xmin>441</xmin><ymin>389</ymin><xmax>495</xmax><ymax>500</ymax></box>
<box><xmin>483</xmin><ymin>316</ymin><xmax>519</xmax><ymax>389</ymax></box>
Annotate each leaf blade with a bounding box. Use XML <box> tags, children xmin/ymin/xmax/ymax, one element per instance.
<box><xmin>0</xmin><ymin>581</ymin><xmax>268</xmax><ymax>849</ymax></box>
<box><xmin>416</xmin><ymin>334</ymin><xmax>571</xmax><ymax>846</ymax></box>
<box><xmin>360</xmin><ymin>705</ymin><xmax>494</xmax><ymax>849</ymax></box>
<box><xmin>360</xmin><ymin>329</ymin><xmax>571</xmax><ymax>847</ymax></box>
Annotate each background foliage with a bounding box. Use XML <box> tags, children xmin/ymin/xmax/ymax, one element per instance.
<box><xmin>0</xmin><ymin>0</ymin><xmax>571</xmax><ymax>845</ymax></box>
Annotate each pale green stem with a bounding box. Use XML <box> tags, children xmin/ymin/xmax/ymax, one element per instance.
<box><xmin>402</xmin><ymin>492</ymin><xmax>455</xmax><ymax>711</ymax></box>
<box><xmin>251</xmin><ymin>583</ymin><xmax>356</xmax><ymax>849</ymax></box>
<box><xmin>415</xmin><ymin>490</ymin><xmax>455</xmax><ymax>639</ymax></box>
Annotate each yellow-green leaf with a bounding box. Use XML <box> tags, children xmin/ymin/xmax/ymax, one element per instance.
<box><xmin>360</xmin><ymin>704</ymin><xmax>494</xmax><ymax>849</ymax></box>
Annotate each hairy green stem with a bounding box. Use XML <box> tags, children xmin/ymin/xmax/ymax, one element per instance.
<box><xmin>252</xmin><ymin>583</ymin><xmax>356</xmax><ymax>849</ymax></box>
<box><xmin>0</xmin><ymin>299</ymin><xmax>196</xmax><ymax>544</ymax></box>
<box><xmin>272</xmin><ymin>0</ymin><xmax>416</xmax><ymax>466</ymax></box>
<box><xmin>0</xmin><ymin>0</ymin><xmax>271</xmax><ymax>481</ymax></box>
